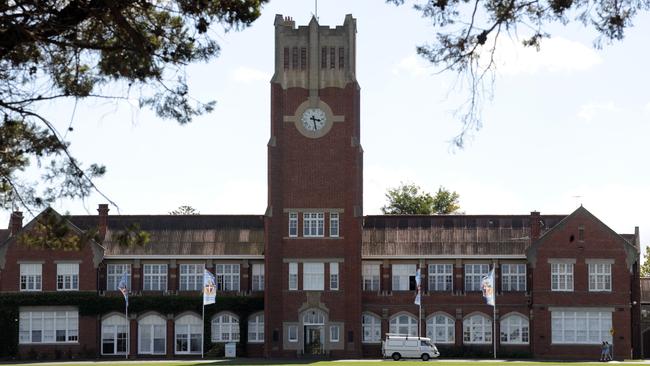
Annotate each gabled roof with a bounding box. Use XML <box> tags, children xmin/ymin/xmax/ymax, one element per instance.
<box><xmin>0</xmin><ymin>208</ymin><xmax>104</xmax><ymax>269</ymax></box>
<box><xmin>525</xmin><ymin>205</ymin><xmax>638</xmax><ymax>270</ymax></box>
<box><xmin>69</xmin><ymin>214</ymin><xmax>265</xmax><ymax>258</ymax></box>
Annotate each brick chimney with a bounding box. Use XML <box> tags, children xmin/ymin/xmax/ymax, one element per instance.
<box><xmin>98</xmin><ymin>204</ymin><xmax>109</xmax><ymax>240</ymax></box>
<box><xmin>9</xmin><ymin>211</ymin><xmax>23</xmax><ymax>236</ymax></box>
<box><xmin>530</xmin><ymin>211</ymin><xmax>541</xmax><ymax>240</ymax></box>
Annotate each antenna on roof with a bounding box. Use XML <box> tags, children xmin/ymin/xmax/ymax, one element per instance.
<box><xmin>572</xmin><ymin>195</ymin><xmax>583</xmax><ymax>208</ymax></box>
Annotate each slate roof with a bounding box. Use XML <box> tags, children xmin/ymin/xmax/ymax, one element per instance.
<box><xmin>69</xmin><ymin>215</ymin><xmax>265</xmax><ymax>257</ymax></box>
<box><xmin>361</xmin><ymin>214</ymin><xmax>566</xmax><ymax>257</ymax></box>
<box><xmin>0</xmin><ymin>229</ymin><xmax>8</xmax><ymax>244</ymax></box>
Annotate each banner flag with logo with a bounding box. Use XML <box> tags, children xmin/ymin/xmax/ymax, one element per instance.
<box><xmin>414</xmin><ymin>268</ymin><xmax>422</xmax><ymax>305</ymax></box>
<box><xmin>117</xmin><ymin>272</ymin><xmax>129</xmax><ymax>306</ymax></box>
<box><xmin>481</xmin><ymin>267</ymin><xmax>495</xmax><ymax>306</ymax></box>
<box><xmin>203</xmin><ymin>269</ymin><xmax>217</xmax><ymax>306</ymax></box>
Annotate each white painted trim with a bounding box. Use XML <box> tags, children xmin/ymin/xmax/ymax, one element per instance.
<box><xmin>547</xmin><ymin>258</ymin><xmax>577</xmax><ymax>264</ymax></box>
<box><xmin>283</xmin><ymin>258</ymin><xmax>344</xmax><ymax>263</ymax></box>
<box><xmin>548</xmin><ymin>307</ymin><xmax>615</xmax><ymax>312</ymax></box>
<box><xmin>586</xmin><ymin>258</ymin><xmax>615</xmax><ymax>264</ymax></box>
<box><xmin>105</xmin><ymin>255</ymin><xmax>264</xmax><ymax>259</ymax></box>
<box><xmin>363</xmin><ymin>255</ymin><xmax>526</xmax><ymax>259</ymax></box>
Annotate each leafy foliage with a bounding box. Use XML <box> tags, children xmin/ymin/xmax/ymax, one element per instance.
<box><xmin>16</xmin><ymin>208</ymin><xmax>97</xmax><ymax>250</ymax></box>
<box><xmin>641</xmin><ymin>246</ymin><xmax>650</xmax><ymax>276</ymax></box>
<box><xmin>382</xmin><ymin>182</ymin><xmax>461</xmax><ymax>214</ymax></box>
<box><xmin>169</xmin><ymin>205</ymin><xmax>200</xmax><ymax>215</ymax></box>
<box><xmin>388</xmin><ymin>0</ymin><xmax>650</xmax><ymax>146</ymax></box>
<box><xmin>0</xmin><ymin>0</ymin><xmax>268</xmax><ymax>214</ymax></box>
<box><xmin>113</xmin><ymin>223</ymin><xmax>150</xmax><ymax>247</ymax></box>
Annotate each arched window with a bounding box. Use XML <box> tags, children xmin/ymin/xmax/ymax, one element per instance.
<box><xmin>211</xmin><ymin>313</ymin><xmax>239</xmax><ymax>342</ymax></box>
<box><xmin>362</xmin><ymin>313</ymin><xmax>381</xmax><ymax>343</ymax></box>
<box><xmin>463</xmin><ymin>313</ymin><xmax>492</xmax><ymax>344</ymax></box>
<box><xmin>500</xmin><ymin>313</ymin><xmax>529</xmax><ymax>344</ymax></box>
<box><xmin>426</xmin><ymin>313</ymin><xmax>455</xmax><ymax>344</ymax></box>
<box><xmin>302</xmin><ymin>309</ymin><xmax>325</xmax><ymax>325</ymax></box>
<box><xmin>175</xmin><ymin>313</ymin><xmax>202</xmax><ymax>354</ymax></box>
<box><xmin>248</xmin><ymin>313</ymin><xmax>264</xmax><ymax>343</ymax></box>
<box><xmin>101</xmin><ymin>314</ymin><xmax>128</xmax><ymax>355</ymax></box>
<box><xmin>138</xmin><ymin>314</ymin><xmax>166</xmax><ymax>354</ymax></box>
<box><xmin>389</xmin><ymin>313</ymin><xmax>417</xmax><ymax>336</ymax></box>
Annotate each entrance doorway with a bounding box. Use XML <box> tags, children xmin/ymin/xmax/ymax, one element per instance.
<box><xmin>304</xmin><ymin>326</ymin><xmax>323</xmax><ymax>355</ymax></box>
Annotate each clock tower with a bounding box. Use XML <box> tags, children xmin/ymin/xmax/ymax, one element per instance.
<box><xmin>265</xmin><ymin>14</ymin><xmax>363</xmax><ymax>357</ymax></box>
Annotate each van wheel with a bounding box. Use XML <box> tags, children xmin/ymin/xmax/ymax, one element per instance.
<box><xmin>421</xmin><ymin>353</ymin><xmax>430</xmax><ymax>361</ymax></box>
<box><xmin>392</xmin><ymin>352</ymin><xmax>401</xmax><ymax>361</ymax></box>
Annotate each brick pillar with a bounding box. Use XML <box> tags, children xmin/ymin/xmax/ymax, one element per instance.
<box><xmin>455</xmin><ymin>308</ymin><xmax>463</xmax><ymax>347</ymax></box>
<box><xmin>169</xmin><ymin>260</ymin><xmax>177</xmax><ymax>292</ymax></box>
<box><xmin>132</xmin><ymin>261</ymin><xmax>141</xmax><ymax>292</ymax></box>
<box><xmin>530</xmin><ymin>211</ymin><xmax>541</xmax><ymax>240</ymax></box>
<box><xmin>381</xmin><ymin>260</ymin><xmax>390</xmax><ymax>292</ymax></box>
<box><xmin>129</xmin><ymin>316</ymin><xmax>137</xmax><ymax>359</ymax></box>
<box><xmin>9</xmin><ymin>211</ymin><xmax>23</xmax><ymax>236</ymax></box>
<box><xmin>98</xmin><ymin>264</ymin><xmax>107</xmax><ymax>292</ymax></box>
<box><xmin>454</xmin><ymin>261</ymin><xmax>463</xmax><ymax>294</ymax></box>
<box><xmin>166</xmin><ymin>315</ymin><xmax>174</xmax><ymax>358</ymax></box>
<box><xmin>98</xmin><ymin>204</ymin><xmax>109</xmax><ymax>240</ymax></box>
<box><xmin>241</xmin><ymin>260</ymin><xmax>250</xmax><ymax>292</ymax></box>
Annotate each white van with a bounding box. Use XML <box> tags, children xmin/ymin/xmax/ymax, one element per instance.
<box><xmin>382</xmin><ymin>334</ymin><xmax>440</xmax><ymax>361</ymax></box>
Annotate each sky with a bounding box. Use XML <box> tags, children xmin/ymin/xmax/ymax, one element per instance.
<box><xmin>3</xmin><ymin>1</ymin><xmax>649</xmax><ymax>249</ymax></box>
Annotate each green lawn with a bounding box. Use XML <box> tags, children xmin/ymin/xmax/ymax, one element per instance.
<box><xmin>2</xmin><ymin>361</ymin><xmax>649</xmax><ymax>366</ymax></box>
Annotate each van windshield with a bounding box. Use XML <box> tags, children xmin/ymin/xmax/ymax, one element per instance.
<box><xmin>421</xmin><ymin>341</ymin><xmax>432</xmax><ymax>347</ymax></box>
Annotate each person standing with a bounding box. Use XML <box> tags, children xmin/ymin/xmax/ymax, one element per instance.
<box><xmin>600</xmin><ymin>341</ymin><xmax>608</xmax><ymax>361</ymax></box>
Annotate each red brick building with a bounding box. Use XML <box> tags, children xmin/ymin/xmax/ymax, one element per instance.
<box><xmin>0</xmin><ymin>14</ymin><xmax>643</xmax><ymax>360</ymax></box>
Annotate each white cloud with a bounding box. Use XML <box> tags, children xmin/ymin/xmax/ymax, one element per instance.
<box><xmin>230</xmin><ymin>66</ymin><xmax>270</xmax><ymax>83</ymax></box>
<box><xmin>489</xmin><ymin>36</ymin><xmax>602</xmax><ymax>76</ymax></box>
<box><xmin>577</xmin><ymin>101</ymin><xmax>618</xmax><ymax>121</ymax></box>
<box><xmin>392</xmin><ymin>55</ymin><xmax>431</xmax><ymax>77</ymax></box>
<box><xmin>644</xmin><ymin>102</ymin><xmax>650</xmax><ymax>115</ymax></box>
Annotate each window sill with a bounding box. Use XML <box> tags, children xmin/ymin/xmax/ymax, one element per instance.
<box><xmin>284</xmin><ymin>236</ymin><xmax>344</xmax><ymax>240</ymax></box>
<box><xmin>19</xmin><ymin>342</ymin><xmax>79</xmax><ymax>346</ymax></box>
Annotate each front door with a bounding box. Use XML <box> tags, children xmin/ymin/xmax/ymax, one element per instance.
<box><xmin>304</xmin><ymin>326</ymin><xmax>323</xmax><ymax>355</ymax></box>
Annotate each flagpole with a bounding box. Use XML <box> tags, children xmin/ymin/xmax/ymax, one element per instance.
<box><xmin>493</xmin><ymin>263</ymin><xmax>497</xmax><ymax>360</ymax></box>
<box><xmin>125</xmin><ymin>301</ymin><xmax>129</xmax><ymax>360</ymax></box>
<box><xmin>202</xmin><ymin>304</ymin><xmax>205</xmax><ymax>359</ymax></box>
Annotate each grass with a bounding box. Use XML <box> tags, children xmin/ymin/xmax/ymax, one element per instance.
<box><xmin>2</xmin><ymin>361</ymin><xmax>649</xmax><ymax>366</ymax></box>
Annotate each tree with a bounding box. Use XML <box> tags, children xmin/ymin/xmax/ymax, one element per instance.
<box><xmin>388</xmin><ymin>0</ymin><xmax>648</xmax><ymax>147</ymax></box>
<box><xmin>169</xmin><ymin>205</ymin><xmax>200</xmax><ymax>215</ymax></box>
<box><xmin>382</xmin><ymin>183</ymin><xmax>461</xmax><ymax>215</ymax></box>
<box><xmin>0</xmin><ymin>0</ymin><xmax>267</xmax><ymax>214</ymax></box>
<box><xmin>641</xmin><ymin>246</ymin><xmax>650</xmax><ymax>277</ymax></box>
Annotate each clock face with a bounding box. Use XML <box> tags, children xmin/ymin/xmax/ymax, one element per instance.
<box><xmin>301</xmin><ymin>108</ymin><xmax>327</xmax><ymax>132</ymax></box>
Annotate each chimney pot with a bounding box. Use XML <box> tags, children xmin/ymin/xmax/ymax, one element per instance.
<box><xmin>98</xmin><ymin>204</ymin><xmax>109</xmax><ymax>240</ymax></box>
<box><xmin>9</xmin><ymin>211</ymin><xmax>23</xmax><ymax>236</ymax></box>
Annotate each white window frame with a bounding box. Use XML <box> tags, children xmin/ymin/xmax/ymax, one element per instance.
<box><xmin>464</xmin><ymin>264</ymin><xmax>489</xmax><ymax>292</ymax></box>
<box><xmin>211</xmin><ymin>313</ymin><xmax>240</xmax><ymax>343</ymax></box>
<box><xmin>289</xmin><ymin>262</ymin><xmax>298</xmax><ymax>290</ymax></box>
<box><xmin>248</xmin><ymin>313</ymin><xmax>264</xmax><ymax>343</ymax></box>
<box><xmin>179</xmin><ymin>263</ymin><xmax>204</xmax><ymax>291</ymax></box>
<box><xmin>138</xmin><ymin>314</ymin><xmax>166</xmax><ymax>355</ymax></box>
<box><xmin>362</xmin><ymin>313</ymin><xmax>382</xmax><ymax>343</ymax></box>
<box><xmin>330</xmin><ymin>262</ymin><xmax>339</xmax><ymax>291</ymax></box>
<box><xmin>588</xmin><ymin>263</ymin><xmax>612</xmax><ymax>292</ymax></box>
<box><xmin>252</xmin><ymin>263</ymin><xmax>264</xmax><ymax>291</ymax></box>
<box><xmin>303</xmin><ymin>212</ymin><xmax>324</xmax><ymax>237</ymax></box>
<box><xmin>143</xmin><ymin>264</ymin><xmax>168</xmax><ymax>291</ymax></box>
<box><xmin>20</xmin><ymin>263</ymin><xmax>42</xmax><ymax>292</ymax></box>
<box><xmin>215</xmin><ymin>264</ymin><xmax>240</xmax><ymax>292</ymax></box>
<box><xmin>329</xmin><ymin>212</ymin><xmax>339</xmax><ymax>237</ymax></box>
<box><xmin>501</xmin><ymin>263</ymin><xmax>527</xmax><ymax>292</ymax></box>
<box><xmin>389</xmin><ymin>313</ymin><xmax>418</xmax><ymax>336</ymax></box>
<box><xmin>288</xmin><ymin>325</ymin><xmax>298</xmax><ymax>342</ymax></box>
<box><xmin>330</xmin><ymin>325</ymin><xmax>340</xmax><ymax>342</ymax></box>
<box><xmin>174</xmin><ymin>314</ymin><xmax>202</xmax><ymax>354</ymax></box>
<box><xmin>101</xmin><ymin>314</ymin><xmax>128</xmax><ymax>355</ymax></box>
<box><xmin>107</xmin><ymin>264</ymin><xmax>131</xmax><ymax>291</ymax></box>
<box><xmin>428</xmin><ymin>264</ymin><xmax>453</xmax><ymax>292</ymax></box>
<box><xmin>56</xmin><ymin>263</ymin><xmax>79</xmax><ymax>291</ymax></box>
<box><xmin>19</xmin><ymin>309</ymin><xmax>79</xmax><ymax>344</ymax></box>
<box><xmin>426</xmin><ymin>313</ymin><xmax>455</xmax><ymax>344</ymax></box>
<box><xmin>500</xmin><ymin>314</ymin><xmax>529</xmax><ymax>344</ymax></box>
<box><xmin>362</xmin><ymin>263</ymin><xmax>380</xmax><ymax>291</ymax></box>
<box><xmin>392</xmin><ymin>264</ymin><xmax>416</xmax><ymax>291</ymax></box>
<box><xmin>551</xmin><ymin>310</ymin><xmax>612</xmax><ymax>344</ymax></box>
<box><xmin>288</xmin><ymin>212</ymin><xmax>298</xmax><ymax>237</ymax></box>
<box><xmin>551</xmin><ymin>262</ymin><xmax>574</xmax><ymax>292</ymax></box>
<box><xmin>303</xmin><ymin>262</ymin><xmax>324</xmax><ymax>291</ymax></box>
<box><xmin>463</xmin><ymin>313</ymin><xmax>492</xmax><ymax>344</ymax></box>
